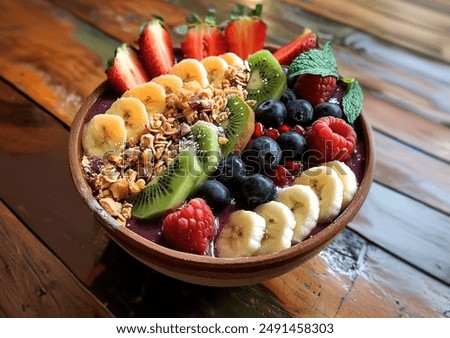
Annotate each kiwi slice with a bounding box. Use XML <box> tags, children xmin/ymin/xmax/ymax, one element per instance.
<box><xmin>130</xmin><ymin>147</ymin><xmax>202</xmax><ymax>219</ymax></box>
<box><xmin>246</xmin><ymin>49</ymin><xmax>287</xmax><ymax>106</ymax></box>
<box><xmin>191</xmin><ymin>121</ymin><xmax>221</xmax><ymax>176</ymax></box>
<box><xmin>219</xmin><ymin>96</ymin><xmax>254</xmax><ymax>155</ymax></box>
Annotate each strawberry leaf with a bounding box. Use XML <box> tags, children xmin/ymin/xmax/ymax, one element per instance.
<box><xmin>230</xmin><ymin>4</ymin><xmax>245</xmax><ymax>19</ymax></box>
<box><xmin>342</xmin><ymin>78</ymin><xmax>363</xmax><ymax>123</ymax></box>
<box><xmin>288</xmin><ymin>41</ymin><xmax>338</xmax><ymax>78</ymax></box>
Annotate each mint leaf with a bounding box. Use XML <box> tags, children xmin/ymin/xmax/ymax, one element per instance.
<box><xmin>288</xmin><ymin>42</ymin><xmax>338</xmax><ymax>78</ymax></box>
<box><xmin>342</xmin><ymin>79</ymin><xmax>363</xmax><ymax>123</ymax></box>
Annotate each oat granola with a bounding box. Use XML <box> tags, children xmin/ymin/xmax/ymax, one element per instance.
<box><xmin>82</xmin><ymin>64</ymin><xmax>250</xmax><ymax>225</ymax></box>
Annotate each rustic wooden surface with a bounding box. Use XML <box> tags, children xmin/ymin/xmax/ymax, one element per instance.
<box><xmin>0</xmin><ymin>0</ymin><xmax>449</xmax><ymax>318</ymax></box>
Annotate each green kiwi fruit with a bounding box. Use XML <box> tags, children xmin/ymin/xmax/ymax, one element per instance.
<box><xmin>130</xmin><ymin>147</ymin><xmax>201</xmax><ymax>219</ymax></box>
<box><xmin>191</xmin><ymin>120</ymin><xmax>221</xmax><ymax>176</ymax></box>
<box><xmin>219</xmin><ymin>96</ymin><xmax>254</xmax><ymax>156</ymax></box>
<box><xmin>246</xmin><ymin>49</ymin><xmax>287</xmax><ymax>106</ymax></box>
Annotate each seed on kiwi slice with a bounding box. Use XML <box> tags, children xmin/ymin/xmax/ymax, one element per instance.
<box><xmin>220</xmin><ymin>96</ymin><xmax>254</xmax><ymax>155</ymax></box>
<box><xmin>246</xmin><ymin>49</ymin><xmax>287</xmax><ymax>106</ymax></box>
<box><xmin>130</xmin><ymin>147</ymin><xmax>202</xmax><ymax>219</ymax></box>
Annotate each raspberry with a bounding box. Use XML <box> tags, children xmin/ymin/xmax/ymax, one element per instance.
<box><xmin>294</xmin><ymin>74</ymin><xmax>337</xmax><ymax>107</ymax></box>
<box><xmin>162</xmin><ymin>198</ymin><xmax>215</xmax><ymax>255</ymax></box>
<box><xmin>307</xmin><ymin>116</ymin><xmax>357</xmax><ymax>163</ymax></box>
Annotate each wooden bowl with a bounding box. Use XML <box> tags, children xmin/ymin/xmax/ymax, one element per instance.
<box><xmin>68</xmin><ymin>80</ymin><xmax>374</xmax><ymax>287</ymax></box>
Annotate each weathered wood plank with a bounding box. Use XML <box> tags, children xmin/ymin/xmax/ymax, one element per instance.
<box><xmin>350</xmin><ymin>183</ymin><xmax>450</xmax><ymax>285</ymax></box>
<box><xmin>0</xmin><ymin>79</ymin><xmax>109</xmax><ymax>281</ymax></box>
<box><xmin>0</xmin><ymin>201</ymin><xmax>113</xmax><ymax>317</ymax></box>
<box><xmin>52</xmin><ymin>0</ymin><xmax>188</xmax><ymax>45</ymax></box>
<box><xmin>372</xmin><ymin>131</ymin><xmax>450</xmax><ymax>214</ymax></box>
<box><xmin>264</xmin><ymin>229</ymin><xmax>450</xmax><ymax>318</ymax></box>
<box><xmin>0</xmin><ymin>0</ymin><xmax>112</xmax><ymax>126</ymax></box>
<box><xmin>283</xmin><ymin>0</ymin><xmax>450</xmax><ymax>63</ymax></box>
<box><xmin>364</xmin><ymin>92</ymin><xmax>450</xmax><ymax>163</ymax></box>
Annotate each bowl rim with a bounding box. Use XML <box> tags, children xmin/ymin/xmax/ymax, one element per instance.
<box><xmin>68</xmin><ymin>80</ymin><xmax>374</xmax><ymax>271</ymax></box>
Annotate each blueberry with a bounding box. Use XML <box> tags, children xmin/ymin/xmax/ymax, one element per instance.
<box><xmin>287</xmin><ymin>75</ymin><xmax>299</xmax><ymax>89</ymax></box>
<box><xmin>192</xmin><ymin>180</ymin><xmax>231</xmax><ymax>212</ymax></box>
<box><xmin>285</xmin><ymin>99</ymin><xmax>314</xmax><ymax>126</ymax></box>
<box><xmin>314</xmin><ymin>102</ymin><xmax>343</xmax><ymax>119</ymax></box>
<box><xmin>254</xmin><ymin>99</ymin><xmax>286</xmax><ymax>128</ymax></box>
<box><xmin>214</xmin><ymin>155</ymin><xmax>247</xmax><ymax>186</ymax></box>
<box><xmin>239</xmin><ymin>174</ymin><xmax>276</xmax><ymax>209</ymax></box>
<box><xmin>244</xmin><ymin>136</ymin><xmax>282</xmax><ymax>174</ymax></box>
<box><xmin>276</xmin><ymin>131</ymin><xmax>307</xmax><ymax>160</ymax></box>
<box><xmin>280</xmin><ymin>89</ymin><xmax>297</xmax><ymax>106</ymax></box>
<box><xmin>281</xmin><ymin>65</ymin><xmax>289</xmax><ymax>76</ymax></box>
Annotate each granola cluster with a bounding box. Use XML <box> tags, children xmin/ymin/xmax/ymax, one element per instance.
<box><xmin>82</xmin><ymin>64</ymin><xmax>249</xmax><ymax>225</ymax></box>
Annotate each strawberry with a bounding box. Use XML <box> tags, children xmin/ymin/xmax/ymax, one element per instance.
<box><xmin>273</xmin><ymin>28</ymin><xmax>318</xmax><ymax>66</ymax></box>
<box><xmin>224</xmin><ymin>4</ymin><xmax>267</xmax><ymax>60</ymax></box>
<box><xmin>138</xmin><ymin>15</ymin><xmax>174</xmax><ymax>79</ymax></box>
<box><xmin>307</xmin><ymin>116</ymin><xmax>357</xmax><ymax>163</ymax></box>
<box><xmin>294</xmin><ymin>74</ymin><xmax>337</xmax><ymax>107</ymax></box>
<box><xmin>181</xmin><ymin>9</ymin><xmax>227</xmax><ymax>60</ymax></box>
<box><xmin>162</xmin><ymin>198</ymin><xmax>215</xmax><ymax>255</ymax></box>
<box><xmin>105</xmin><ymin>44</ymin><xmax>150</xmax><ymax>95</ymax></box>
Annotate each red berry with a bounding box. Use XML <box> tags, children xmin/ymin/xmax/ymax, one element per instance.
<box><xmin>270</xmin><ymin>165</ymin><xmax>293</xmax><ymax>187</ymax></box>
<box><xmin>162</xmin><ymin>198</ymin><xmax>215</xmax><ymax>255</ymax></box>
<box><xmin>294</xmin><ymin>125</ymin><xmax>306</xmax><ymax>136</ymax></box>
<box><xmin>253</xmin><ymin>122</ymin><xmax>265</xmax><ymax>138</ymax></box>
<box><xmin>277</xmin><ymin>124</ymin><xmax>292</xmax><ymax>133</ymax></box>
<box><xmin>284</xmin><ymin>160</ymin><xmax>303</xmax><ymax>176</ymax></box>
<box><xmin>294</xmin><ymin>74</ymin><xmax>337</xmax><ymax>107</ymax></box>
<box><xmin>306</xmin><ymin>116</ymin><xmax>357</xmax><ymax>163</ymax></box>
<box><xmin>265</xmin><ymin>128</ymin><xmax>280</xmax><ymax>140</ymax></box>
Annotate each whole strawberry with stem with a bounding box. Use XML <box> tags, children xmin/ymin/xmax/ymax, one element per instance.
<box><xmin>138</xmin><ymin>15</ymin><xmax>175</xmax><ymax>79</ymax></box>
<box><xmin>181</xmin><ymin>8</ymin><xmax>227</xmax><ymax>60</ymax></box>
<box><xmin>105</xmin><ymin>44</ymin><xmax>150</xmax><ymax>95</ymax></box>
<box><xmin>225</xmin><ymin>3</ymin><xmax>267</xmax><ymax>60</ymax></box>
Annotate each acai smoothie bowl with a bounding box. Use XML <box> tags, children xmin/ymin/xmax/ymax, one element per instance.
<box><xmin>69</xmin><ymin>5</ymin><xmax>373</xmax><ymax>286</ymax></box>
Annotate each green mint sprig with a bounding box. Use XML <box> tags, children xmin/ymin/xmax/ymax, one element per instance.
<box><xmin>341</xmin><ymin>77</ymin><xmax>363</xmax><ymax>123</ymax></box>
<box><xmin>288</xmin><ymin>42</ymin><xmax>338</xmax><ymax>78</ymax></box>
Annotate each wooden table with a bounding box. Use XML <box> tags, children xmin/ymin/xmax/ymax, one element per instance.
<box><xmin>1</xmin><ymin>0</ymin><xmax>449</xmax><ymax>318</ymax></box>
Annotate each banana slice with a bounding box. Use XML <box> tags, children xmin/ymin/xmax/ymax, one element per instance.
<box><xmin>122</xmin><ymin>82</ymin><xmax>166</xmax><ymax>116</ymax></box>
<box><xmin>275</xmin><ymin>185</ymin><xmax>320</xmax><ymax>243</ymax></box>
<box><xmin>324</xmin><ymin>160</ymin><xmax>358</xmax><ymax>209</ymax></box>
<box><xmin>219</xmin><ymin>52</ymin><xmax>244</xmax><ymax>67</ymax></box>
<box><xmin>215</xmin><ymin>210</ymin><xmax>266</xmax><ymax>258</ymax></box>
<box><xmin>168</xmin><ymin>59</ymin><xmax>209</xmax><ymax>88</ymax></box>
<box><xmin>254</xmin><ymin>201</ymin><xmax>296</xmax><ymax>255</ymax></box>
<box><xmin>105</xmin><ymin>97</ymin><xmax>148</xmax><ymax>143</ymax></box>
<box><xmin>294</xmin><ymin>165</ymin><xmax>344</xmax><ymax>224</ymax></box>
<box><xmin>200</xmin><ymin>56</ymin><xmax>229</xmax><ymax>88</ymax></box>
<box><xmin>151</xmin><ymin>74</ymin><xmax>183</xmax><ymax>94</ymax></box>
<box><xmin>82</xmin><ymin>114</ymin><xmax>127</xmax><ymax>158</ymax></box>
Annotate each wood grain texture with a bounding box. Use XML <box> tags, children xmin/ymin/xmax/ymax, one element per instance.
<box><xmin>52</xmin><ymin>0</ymin><xmax>188</xmax><ymax>46</ymax></box>
<box><xmin>350</xmin><ymin>183</ymin><xmax>450</xmax><ymax>285</ymax></box>
<box><xmin>264</xmin><ymin>229</ymin><xmax>450</xmax><ymax>318</ymax></box>
<box><xmin>0</xmin><ymin>201</ymin><xmax>113</xmax><ymax>317</ymax></box>
<box><xmin>372</xmin><ymin>132</ymin><xmax>450</xmax><ymax>214</ymax></box>
<box><xmin>283</xmin><ymin>0</ymin><xmax>450</xmax><ymax>63</ymax></box>
<box><xmin>0</xmin><ymin>79</ymin><xmax>109</xmax><ymax>281</ymax></box>
<box><xmin>0</xmin><ymin>0</ymin><xmax>109</xmax><ymax>126</ymax></box>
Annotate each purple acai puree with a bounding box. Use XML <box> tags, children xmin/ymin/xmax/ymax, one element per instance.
<box><xmin>88</xmin><ymin>92</ymin><xmax>367</xmax><ymax>255</ymax></box>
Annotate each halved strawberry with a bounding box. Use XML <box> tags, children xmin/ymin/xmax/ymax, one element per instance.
<box><xmin>273</xmin><ymin>28</ymin><xmax>318</xmax><ymax>66</ymax></box>
<box><xmin>138</xmin><ymin>15</ymin><xmax>174</xmax><ymax>79</ymax></box>
<box><xmin>181</xmin><ymin>9</ymin><xmax>227</xmax><ymax>60</ymax></box>
<box><xmin>105</xmin><ymin>44</ymin><xmax>150</xmax><ymax>95</ymax></box>
<box><xmin>224</xmin><ymin>4</ymin><xmax>267</xmax><ymax>60</ymax></box>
